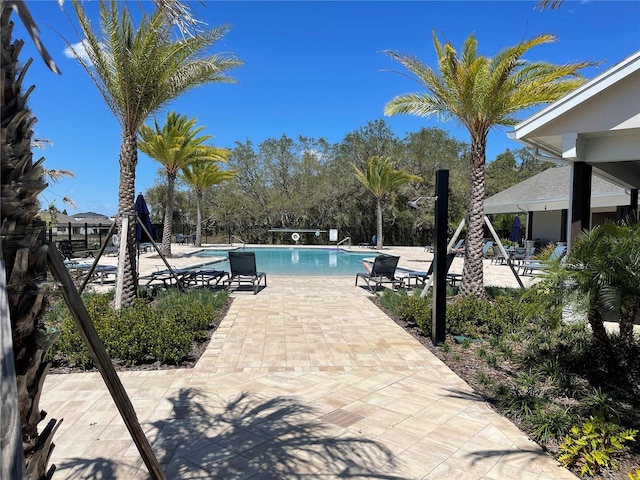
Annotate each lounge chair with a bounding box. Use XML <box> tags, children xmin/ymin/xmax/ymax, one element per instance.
<box><xmin>359</xmin><ymin>235</ymin><xmax>378</xmax><ymax>248</ymax></box>
<box><xmin>143</xmin><ymin>266</ymin><xmax>194</xmax><ymax>289</ymax></box>
<box><xmin>402</xmin><ymin>252</ymin><xmax>456</xmax><ymax>288</ymax></box>
<box><xmin>224</xmin><ymin>251</ymin><xmax>267</xmax><ymax>294</ymax></box>
<box><xmin>482</xmin><ymin>241</ymin><xmax>494</xmax><ymax>259</ymax></box>
<box><xmin>68</xmin><ymin>262</ymin><xmax>117</xmax><ymax>285</ymax></box>
<box><xmin>184</xmin><ymin>269</ymin><xmax>229</xmax><ymax>288</ymax></box>
<box><xmin>450</xmin><ymin>239</ymin><xmax>465</xmax><ymax>257</ymax></box>
<box><xmin>355</xmin><ymin>254</ymin><xmax>401</xmax><ymax>292</ymax></box>
<box><xmin>492</xmin><ymin>246</ymin><xmax>516</xmax><ymax>265</ymax></box>
<box><xmin>519</xmin><ymin>245</ymin><xmax>567</xmax><ymax>275</ymax></box>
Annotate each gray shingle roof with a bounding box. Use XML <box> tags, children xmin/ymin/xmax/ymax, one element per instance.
<box><xmin>484</xmin><ymin>165</ymin><xmax>628</xmax><ymax>214</ymax></box>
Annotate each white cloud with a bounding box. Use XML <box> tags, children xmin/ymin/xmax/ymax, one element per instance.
<box><xmin>63</xmin><ymin>40</ymin><xmax>93</xmax><ymax>65</ymax></box>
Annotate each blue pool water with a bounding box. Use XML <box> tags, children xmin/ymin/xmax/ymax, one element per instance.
<box><xmin>193</xmin><ymin>247</ymin><xmax>374</xmax><ymax>276</ymax></box>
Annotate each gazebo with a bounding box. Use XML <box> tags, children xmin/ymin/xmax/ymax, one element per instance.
<box><xmin>508</xmin><ymin>50</ymin><xmax>640</xmax><ymax>250</ymax></box>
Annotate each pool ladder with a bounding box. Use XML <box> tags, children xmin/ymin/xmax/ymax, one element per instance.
<box><xmin>230</xmin><ymin>235</ymin><xmax>245</xmax><ymax>249</ymax></box>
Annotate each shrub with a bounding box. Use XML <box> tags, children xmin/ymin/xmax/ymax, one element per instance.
<box><xmin>558</xmin><ymin>414</ymin><xmax>637</xmax><ymax>477</ymax></box>
<box><xmin>45</xmin><ymin>289</ymin><xmax>228</xmax><ymax>368</ymax></box>
<box><xmin>530</xmin><ymin>406</ymin><xmax>576</xmax><ymax>443</ymax></box>
<box><xmin>398</xmin><ymin>295</ymin><xmax>431</xmax><ymax>334</ymax></box>
<box><xmin>378</xmin><ymin>288</ymin><xmax>406</xmax><ymax>316</ymax></box>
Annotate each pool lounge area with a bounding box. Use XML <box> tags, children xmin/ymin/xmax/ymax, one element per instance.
<box><xmin>40</xmin><ymin>245</ymin><xmax>566</xmax><ymax>480</ymax></box>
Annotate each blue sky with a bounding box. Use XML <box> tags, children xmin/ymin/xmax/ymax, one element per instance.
<box><xmin>13</xmin><ymin>1</ymin><xmax>640</xmax><ymax>215</ymax></box>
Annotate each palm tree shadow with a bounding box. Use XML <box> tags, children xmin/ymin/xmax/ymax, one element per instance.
<box><xmin>54</xmin><ymin>388</ymin><xmax>405</xmax><ymax>479</ymax></box>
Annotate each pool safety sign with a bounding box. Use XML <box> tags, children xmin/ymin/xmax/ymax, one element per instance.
<box><xmin>329</xmin><ymin>229</ymin><xmax>338</xmax><ymax>242</ymax></box>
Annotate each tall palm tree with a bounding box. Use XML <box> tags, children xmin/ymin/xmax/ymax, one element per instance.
<box><xmin>353</xmin><ymin>155</ymin><xmax>421</xmax><ymax>249</ymax></box>
<box><xmin>384</xmin><ymin>32</ymin><xmax>592</xmax><ymax>296</ymax></box>
<box><xmin>138</xmin><ymin>112</ymin><xmax>222</xmax><ymax>256</ymax></box>
<box><xmin>1</xmin><ymin>1</ymin><xmax>214</xmax><ymax>475</ymax></box>
<box><xmin>71</xmin><ymin>0</ymin><xmax>241</xmax><ymax>305</ymax></box>
<box><xmin>181</xmin><ymin>155</ymin><xmax>235</xmax><ymax>247</ymax></box>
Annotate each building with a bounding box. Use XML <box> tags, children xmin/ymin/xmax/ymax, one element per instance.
<box><xmin>485</xmin><ymin>165</ymin><xmax>631</xmax><ymax>244</ymax></box>
<box><xmin>507</xmin><ymin>50</ymin><xmax>640</xmax><ymax>250</ymax></box>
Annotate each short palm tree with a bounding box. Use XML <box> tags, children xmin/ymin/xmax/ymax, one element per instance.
<box><xmin>138</xmin><ymin>112</ymin><xmax>222</xmax><ymax>256</ymax></box>
<box><xmin>384</xmin><ymin>32</ymin><xmax>592</xmax><ymax>296</ymax></box>
<box><xmin>72</xmin><ymin>0</ymin><xmax>241</xmax><ymax>305</ymax></box>
<box><xmin>353</xmin><ymin>155</ymin><xmax>421</xmax><ymax>249</ymax></box>
<box><xmin>181</xmin><ymin>155</ymin><xmax>235</xmax><ymax>247</ymax></box>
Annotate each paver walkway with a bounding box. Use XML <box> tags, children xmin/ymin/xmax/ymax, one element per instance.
<box><xmin>41</xmin><ymin>272</ymin><xmax>576</xmax><ymax>479</ymax></box>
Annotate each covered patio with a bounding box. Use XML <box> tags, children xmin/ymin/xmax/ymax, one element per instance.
<box><xmin>507</xmin><ymin>50</ymin><xmax>640</xmax><ymax>250</ymax></box>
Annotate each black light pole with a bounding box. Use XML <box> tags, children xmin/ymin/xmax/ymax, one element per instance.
<box><xmin>432</xmin><ymin>169</ymin><xmax>449</xmax><ymax>345</ymax></box>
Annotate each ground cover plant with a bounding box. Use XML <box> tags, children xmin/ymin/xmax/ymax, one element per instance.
<box><xmin>44</xmin><ymin>288</ymin><xmax>230</xmax><ymax>370</ymax></box>
<box><xmin>375</xmin><ymin>285</ymin><xmax>640</xmax><ymax>479</ymax></box>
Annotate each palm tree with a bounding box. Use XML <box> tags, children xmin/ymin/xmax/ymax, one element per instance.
<box><xmin>1</xmin><ymin>2</ymin><xmax>63</xmax><ymax>476</ymax></box>
<box><xmin>181</xmin><ymin>155</ymin><xmax>235</xmax><ymax>247</ymax></box>
<box><xmin>138</xmin><ymin>112</ymin><xmax>223</xmax><ymax>256</ymax></box>
<box><xmin>71</xmin><ymin>0</ymin><xmax>242</xmax><ymax>305</ymax></box>
<box><xmin>384</xmin><ymin>32</ymin><xmax>592</xmax><ymax>296</ymax></box>
<box><xmin>1</xmin><ymin>1</ymin><xmax>215</xmax><ymax>475</ymax></box>
<box><xmin>353</xmin><ymin>156</ymin><xmax>421</xmax><ymax>249</ymax></box>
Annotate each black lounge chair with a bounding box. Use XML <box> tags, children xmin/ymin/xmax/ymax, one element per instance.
<box><xmin>185</xmin><ymin>269</ymin><xmax>229</xmax><ymax>288</ymax></box>
<box><xmin>403</xmin><ymin>252</ymin><xmax>456</xmax><ymax>288</ymax></box>
<box><xmin>355</xmin><ymin>254</ymin><xmax>402</xmax><ymax>292</ymax></box>
<box><xmin>224</xmin><ymin>251</ymin><xmax>267</xmax><ymax>294</ymax></box>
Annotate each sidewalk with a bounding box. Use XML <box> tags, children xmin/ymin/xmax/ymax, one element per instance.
<box><xmin>41</xmin><ymin>250</ymin><xmax>574</xmax><ymax>479</ymax></box>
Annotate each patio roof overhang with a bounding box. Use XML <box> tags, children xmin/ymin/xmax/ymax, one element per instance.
<box><xmin>508</xmin><ymin>50</ymin><xmax>640</xmax><ymax>190</ymax></box>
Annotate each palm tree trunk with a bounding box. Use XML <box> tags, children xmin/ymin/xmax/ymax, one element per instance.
<box><xmin>460</xmin><ymin>135</ymin><xmax>486</xmax><ymax>297</ymax></box>
<box><xmin>117</xmin><ymin>132</ymin><xmax>138</xmax><ymax>308</ymax></box>
<box><xmin>195</xmin><ymin>190</ymin><xmax>203</xmax><ymax>247</ymax></box>
<box><xmin>589</xmin><ymin>308</ymin><xmax>619</xmax><ymax>370</ymax></box>
<box><xmin>619</xmin><ymin>296</ymin><xmax>638</xmax><ymax>347</ymax></box>
<box><xmin>1</xmin><ymin>6</ymin><xmax>59</xmax><ymax>476</ymax></box>
<box><xmin>376</xmin><ymin>198</ymin><xmax>383</xmax><ymax>249</ymax></box>
<box><xmin>162</xmin><ymin>173</ymin><xmax>175</xmax><ymax>256</ymax></box>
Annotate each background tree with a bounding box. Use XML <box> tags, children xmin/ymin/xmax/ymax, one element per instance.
<box><xmin>353</xmin><ymin>156</ymin><xmax>421</xmax><ymax>249</ymax></box>
<box><xmin>385</xmin><ymin>32</ymin><xmax>592</xmax><ymax>296</ymax></box>
<box><xmin>71</xmin><ymin>0</ymin><xmax>241</xmax><ymax>304</ymax></box>
<box><xmin>138</xmin><ymin>111</ymin><xmax>219</xmax><ymax>256</ymax></box>
<box><xmin>181</xmin><ymin>152</ymin><xmax>235</xmax><ymax>247</ymax></box>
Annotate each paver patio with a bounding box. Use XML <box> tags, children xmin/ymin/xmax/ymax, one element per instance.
<box><xmin>40</xmin><ymin>247</ymin><xmax>575</xmax><ymax>479</ymax></box>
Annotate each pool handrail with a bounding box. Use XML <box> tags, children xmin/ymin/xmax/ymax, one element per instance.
<box><xmin>337</xmin><ymin>237</ymin><xmax>351</xmax><ymax>247</ymax></box>
<box><xmin>230</xmin><ymin>235</ymin><xmax>245</xmax><ymax>249</ymax></box>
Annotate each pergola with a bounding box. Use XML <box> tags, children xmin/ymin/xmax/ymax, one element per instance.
<box><xmin>508</xmin><ymin>50</ymin><xmax>640</xmax><ymax>250</ymax></box>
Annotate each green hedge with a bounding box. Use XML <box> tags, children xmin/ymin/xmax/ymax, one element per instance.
<box><xmin>47</xmin><ymin>289</ymin><xmax>228</xmax><ymax>368</ymax></box>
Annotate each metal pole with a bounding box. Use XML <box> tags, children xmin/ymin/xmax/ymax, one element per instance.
<box><xmin>432</xmin><ymin>169</ymin><xmax>449</xmax><ymax>345</ymax></box>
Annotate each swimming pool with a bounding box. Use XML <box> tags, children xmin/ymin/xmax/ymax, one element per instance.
<box><xmin>193</xmin><ymin>247</ymin><xmax>374</xmax><ymax>276</ymax></box>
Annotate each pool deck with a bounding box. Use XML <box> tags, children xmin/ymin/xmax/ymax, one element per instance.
<box><xmin>40</xmin><ymin>245</ymin><xmax>576</xmax><ymax>479</ymax></box>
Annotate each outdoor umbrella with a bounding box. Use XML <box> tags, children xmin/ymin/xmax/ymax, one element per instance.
<box><xmin>135</xmin><ymin>193</ymin><xmax>156</xmax><ymax>244</ymax></box>
<box><xmin>509</xmin><ymin>215</ymin><xmax>522</xmax><ymax>244</ymax></box>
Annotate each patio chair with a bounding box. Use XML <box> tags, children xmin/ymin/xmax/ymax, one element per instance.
<box><xmin>492</xmin><ymin>246</ymin><xmax>516</xmax><ymax>265</ymax></box>
<box><xmin>519</xmin><ymin>245</ymin><xmax>567</xmax><ymax>275</ymax></box>
<box><xmin>184</xmin><ymin>269</ymin><xmax>229</xmax><ymax>289</ymax></box>
<box><xmin>224</xmin><ymin>251</ymin><xmax>267</xmax><ymax>294</ymax></box>
<box><xmin>355</xmin><ymin>254</ymin><xmax>402</xmax><ymax>292</ymax></box>
<box><xmin>482</xmin><ymin>241</ymin><xmax>494</xmax><ymax>259</ymax></box>
<box><xmin>359</xmin><ymin>234</ymin><xmax>377</xmax><ymax>248</ymax></box>
<box><xmin>143</xmin><ymin>266</ymin><xmax>193</xmax><ymax>289</ymax></box>
<box><xmin>450</xmin><ymin>239</ymin><xmax>465</xmax><ymax>257</ymax></box>
<box><xmin>68</xmin><ymin>263</ymin><xmax>117</xmax><ymax>285</ymax></box>
<box><xmin>402</xmin><ymin>252</ymin><xmax>456</xmax><ymax>288</ymax></box>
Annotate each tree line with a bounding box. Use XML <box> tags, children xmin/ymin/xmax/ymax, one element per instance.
<box><xmin>144</xmin><ymin>119</ymin><xmax>550</xmax><ymax>247</ymax></box>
